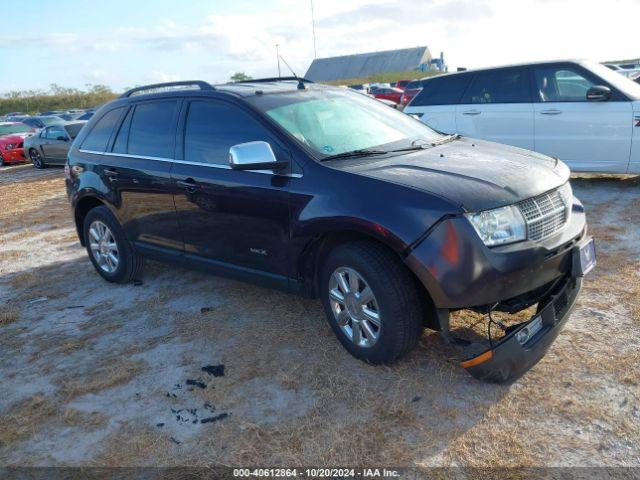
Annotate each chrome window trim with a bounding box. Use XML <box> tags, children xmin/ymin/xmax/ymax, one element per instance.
<box><xmin>78</xmin><ymin>149</ymin><xmax>302</xmax><ymax>178</ymax></box>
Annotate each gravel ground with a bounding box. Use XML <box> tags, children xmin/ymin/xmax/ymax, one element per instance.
<box><xmin>0</xmin><ymin>163</ymin><xmax>638</xmax><ymax>469</ymax></box>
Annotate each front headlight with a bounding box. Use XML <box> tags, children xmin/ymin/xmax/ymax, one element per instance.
<box><xmin>465</xmin><ymin>205</ymin><xmax>526</xmax><ymax>247</ymax></box>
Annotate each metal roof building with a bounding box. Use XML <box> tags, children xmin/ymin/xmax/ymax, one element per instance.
<box><xmin>305</xmin><ymin>46</ymin><xmax>432</xmax><ymax>82</ymax></box>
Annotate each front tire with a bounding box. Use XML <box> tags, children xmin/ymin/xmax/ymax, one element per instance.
<box><xmin>320</xmin><ymin>240</ymin><xmax>424</xmax><ymax>364</ymax></box>
<box><xmin>29</xmin><ymin>148</ymin><xmax>46</xmax><ymax>169</ymax></box>
<box><xmin>83</xmin><ymin>206</ymin><xmax>143</xmax><ymax>283</ymax></box>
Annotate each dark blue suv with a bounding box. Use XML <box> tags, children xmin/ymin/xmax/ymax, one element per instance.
<box><xmin>65</xmin><ymin>79</ymin><xmax>595</xmax><ymax>382</ymax></box>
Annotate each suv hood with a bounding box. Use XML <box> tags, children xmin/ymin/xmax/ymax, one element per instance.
<box><xmin>335</xmin><ymin>137</ymin><xmax>570</xmax><ymax>212</ymax></box>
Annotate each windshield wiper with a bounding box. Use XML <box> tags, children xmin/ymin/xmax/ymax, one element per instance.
<box><xmin>383</xmin><ymin>135</ymin><xmax>461</xmax><ymax>153</ymax></box>
<box><xmin>320</xmin><ymin>149</ymin><xmax>388</xmax><ymax>162</ymax></box>
<box><xmin>319</xmin><ymin>135</ymin><xmax>461</xmax><ymax>161</ymax></box>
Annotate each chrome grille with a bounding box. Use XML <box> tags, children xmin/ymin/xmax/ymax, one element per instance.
<box><xmin>518</xmin><ymin>183</ymin><xmax>571</xmax><ymax>242</ymax></box>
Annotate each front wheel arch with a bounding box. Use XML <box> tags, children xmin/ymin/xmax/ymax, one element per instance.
<box><xmin>300</xmin><ymin>231</ymin><xmax>440</xmax><ymax>329</ymax></box>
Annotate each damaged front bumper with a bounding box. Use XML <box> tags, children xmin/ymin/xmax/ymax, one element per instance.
<box><xmin>458</xmin><ymin>235</ymin><xmax>595</xmax><ymax>383</ymax></box>
<box><xmin>460</xmin><ymin>272</ymin><xmax>582</xmax><ymax>383</ymax></box>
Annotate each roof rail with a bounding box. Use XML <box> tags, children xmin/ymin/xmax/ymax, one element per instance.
<box><xmin>232</xmin><ymin>77</ymin><xmax>314</xmax><ymax>84</ymax></box>
<box><xmin>120</xmin><ymin>80</ymin><xmax>215</xmax><ymax>98</ymax></box>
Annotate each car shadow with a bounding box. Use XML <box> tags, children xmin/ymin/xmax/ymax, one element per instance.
<box><xmin>0</xmin><ymin>242</ymin><xmax>513</xmax><ymax>465</ymax></box>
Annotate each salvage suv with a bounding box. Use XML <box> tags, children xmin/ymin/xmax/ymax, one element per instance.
<box><xmin>65</xmin><ymin>78</ymin><xmax>596</xmax><ymax>383</ymax></box>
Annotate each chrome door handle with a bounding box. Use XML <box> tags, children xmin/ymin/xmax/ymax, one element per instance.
<box><xmin>540</xmin><ymin>109</ymin><xmax>562</xmax><ymax>115</ymax></box>
<box><xmin>462</xmin><ymin>109</ymin><xmax>481</xmax><ymax>115</ymax></box>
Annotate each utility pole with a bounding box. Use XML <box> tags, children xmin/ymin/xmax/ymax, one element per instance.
<box><xmin>276</xmin><ymin>44</ymin><xmax>281</xmax><ymax>77</ymax></box>
<box><xmin>310</xmin><ymin>0</ymin><xmax>317</xmax><ymax>58</ymax></box>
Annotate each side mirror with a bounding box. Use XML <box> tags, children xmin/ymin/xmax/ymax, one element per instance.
<box><xmin>229</xmin><ymin>141</ymin><xmax>287</xmax><ymax>172</ymax></box>
<box><xmin>57</xmin><ymin>136</ymin><xmax>68</xmax><ymax>141</ymax></box>
<box><xmin>586</xmin><ymin>85</ymin><xmax>612</xmax><ymax>101</ymax></box>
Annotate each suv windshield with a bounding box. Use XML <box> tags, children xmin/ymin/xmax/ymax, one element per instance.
<box><xmin>39</xmin><ymin>116</ymin><xmax>65</xmax><ymax>126</ymax></box>
<box><xmin>0</xmin><ymin>123</ymin><xmax>32</xmax><ymax>135</ymax></box>
<box><xmin>253</xmin><ymin>88</ymin><xmax>440</xmax><ymax>157</ymax></box>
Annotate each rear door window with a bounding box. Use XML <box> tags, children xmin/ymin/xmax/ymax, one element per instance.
<box><xmin>81</xmin><ymin>107</ymin><xmax>124</xmax><ymax>151</ymax></box>
<box><xmin>411</xmin><ymin>75</ymin><xmax>472</xmax><ymax>106</ymax></box>
<box><xmin>462</xmin><ymin>68</ymin><xmax>531</xmax><ymax>104</ymax></box>
<box><xmin>112</xmin><ymin>107</ymin><xmax>134</xmax><ymax>154</ymax></box>
<box><xmin>127</xmin><ymin>100</ymin><xmax>179</xmax><ymax>158</ymax></box>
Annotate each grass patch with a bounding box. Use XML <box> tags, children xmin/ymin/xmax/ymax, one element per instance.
<box><xmin>0</xmin><ymin>395</ymin><xmax>57</xmax><ymax>447</ymax></box>
<box><xmin>0</xmin><ymin>305</ymin><xmax>19</xmax><ymax>326</ymax></box>
<box><xmin>59</xmin><ymin>359</ymin><xmax>147</xmax><ymax>401</ymax></box>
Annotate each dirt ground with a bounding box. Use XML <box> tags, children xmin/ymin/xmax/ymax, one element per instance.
<box><xmin>0</xmin><ymin>163</ymin><xmax>638</xmax><ymax>468</ymax></box>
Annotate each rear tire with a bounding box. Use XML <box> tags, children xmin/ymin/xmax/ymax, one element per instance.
<box><xmin>29</xmin><ymin>148</ymin><xmax>46</xmax><ymax>169</ymax></box>
<box><xmin>83</xmin><ymin>206</ymin><xmax>143</xmax><ymax>284</ymax></box>
<box><xmin>320</xmin><ymin>240</ymin><xmax>424</xmax><ymax>364</ymax></box>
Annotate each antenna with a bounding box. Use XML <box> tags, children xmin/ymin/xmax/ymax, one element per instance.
<box><xmin>310</xmin><ymin>0</ymin><xmax>317</xmax><ymax>58</ymax></box>
<box><xmin>276</xmin><ymin>44</ymin><xmax>281</xmax><ymax>77</ymax></box>
<box><xmin>278</xmin><ymin>54</ymin><xmax>306</xmax><ymax>90</ymax></box>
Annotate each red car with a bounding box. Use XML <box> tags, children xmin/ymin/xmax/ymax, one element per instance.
<box><xmin>370</xmin><ymin>87</ymin><xmax>404</xmax><ymax>104</ymax></box>
<box><xmin>0</xmin><ymin>122</ymin><xmax>35</xmax><ymax>165</ymax></box>
<box><xmin>400</xmin><ymin>79</ymin><xmax>423</xmax><ymax>106</ymax></box>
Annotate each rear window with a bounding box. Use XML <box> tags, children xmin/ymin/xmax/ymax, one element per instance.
<box><xmin>462</xmin><ymin>68</ymin><xmax>531</xmax><ymax>104</ymax></box>
<box><xmin>64</xmin><ymin>123</ymin><xmax>84</xmax><ymax>139</ymax></box>
<box><xmin>127</xmin><ymin>101</ymin><xmax>178</xmax><ymax>158</ymax></box>
<box><xmin>411</xmin><ymin>75</ymin><xmax>472</xmax><ymax>106</ymax></box>
<box><xmin>80</xmin><ymin>108</ymin><xmax>124</xmax><ymax>151</ymax></box>
<box><xmin>405</xmin><ymin>80</ymin><xmax>423</xmax><ymax>90</ymax></box>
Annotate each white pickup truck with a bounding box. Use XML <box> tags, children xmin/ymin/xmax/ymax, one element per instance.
<box><xmin>404</xmin><ymin>60</ymin><xmax>640</xmax><ymax>174</ymax></box>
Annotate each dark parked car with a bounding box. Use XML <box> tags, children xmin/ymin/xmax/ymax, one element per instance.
<box><xmin>24</xmin><ymin>121</ymin><xmax>86</xmax><ymax>168</ymax></box>
<box><xmin>18</xmin><ymin>115</ymin><xmax>65</xmax><ymax>130</ymax></box>
<box><xmin>76</xmin><ymin>111</ymin><xmax>95</xmax><ymax>121</ymax></box>
<box><xmin>65</xmin><ymin>79</ymin><xmax>595</xmax><ymax>383</ymax></box>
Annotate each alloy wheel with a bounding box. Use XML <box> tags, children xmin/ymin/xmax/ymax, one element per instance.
<box><xmin>328</xmin><ymin>267</ymin><xmax>381</xmax><ymax>348</ymax></box>
<box><xmin>30</xmin><ymin>149</ymin><xmax>43</xmax><ymax>168</ymax></box>
<box><xmin>88</xmin><ymin>220</ymin><xmax>119</xmax><ymax>273</ymax></box>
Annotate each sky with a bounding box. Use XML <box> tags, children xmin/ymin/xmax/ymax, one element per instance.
<box><xmin>0</xmin><ymin>0</ymin><xmax>637</xmax><ymax>94</ymax></box>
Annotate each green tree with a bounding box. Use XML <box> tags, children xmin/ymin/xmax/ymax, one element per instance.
<box><xmin>230</xmin><ymin>72</ymin><xmax>252</xmax><ymax>82</ymax></box>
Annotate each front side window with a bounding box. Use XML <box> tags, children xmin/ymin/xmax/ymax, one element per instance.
<box><xmin>253</xmin><ymin>89</ymin><xmax>440</xmax><ymax>157</ymax></box>
<box><xmin>184</xmin><ymin>101</ymin><xmax>280</xmax><ymax>166</ymax></box>
<box><xmin>534</xmin><ymin>67</ymin><xmax>596</xmax><ymax>102</ymax></box>
<box><xmin>81</xmin><ymin>107</ymin><xmax>124</xmax><ymax>151</ymax></box>
<box><xmin>46</xmin><ymin>126</ymin><xmax>66</xmax><ymax>140</ymax></box>
<box><xmin>127</xmin><ymin>100</ymin><xmax>178</xmax><ymax>158</ymax></box>
<box><xmin>463</xmin><ymin>68</ymin><xmax>530</xmax><ymax>104</ymax></box>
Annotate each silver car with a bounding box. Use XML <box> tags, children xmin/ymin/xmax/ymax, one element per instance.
<box><xmin>24</xmin><ymin>121</ymin><xmax>86</xmax><ymax>168</ymax></box>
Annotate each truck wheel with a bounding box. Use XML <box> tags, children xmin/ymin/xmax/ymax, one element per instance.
<box><xmin>83</xmin><ymin>205</ymin><xmax>143</xmax><ymax>284</ymax></box>
<box><xmin>320</xmin><ymin>240</ymin><xmax>424</xmax><ymax>364</ymax></box>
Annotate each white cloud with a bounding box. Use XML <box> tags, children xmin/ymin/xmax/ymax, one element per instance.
<box><xmin>2</xmin><ymin>0</ymin><xmax>638</xmax><ymax>91</ymax></box>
